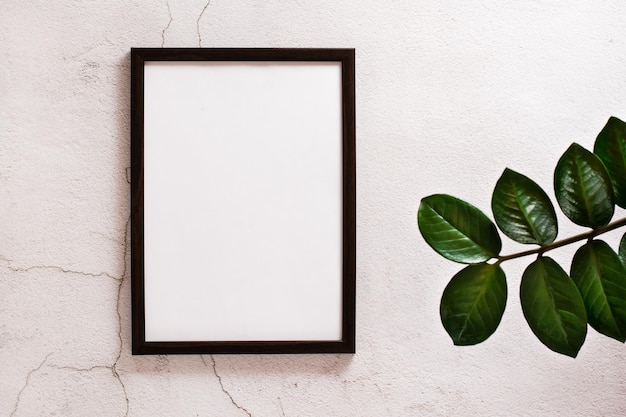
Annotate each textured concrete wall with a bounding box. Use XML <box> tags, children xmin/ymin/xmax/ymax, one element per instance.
<box><xmin>2</xmin><ymin>1</ymin><xmax>626</xmax><ymax>416</ymax></box>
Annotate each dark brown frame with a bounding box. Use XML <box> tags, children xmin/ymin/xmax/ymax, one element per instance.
<box><xmin>130</xmin><ymin>48</ymin><xmax>356</xmax><ymax>354</ymax></box>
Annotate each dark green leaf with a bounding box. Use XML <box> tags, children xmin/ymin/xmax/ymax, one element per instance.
<box><xmin>554</xmin><ymin>143</ymin><xmax>614</xmax><ymax>228</ymax></box>
<box><xmin>571</xmin><ymin>240</ymin><xmax>626</xmax><ymax>342</ymax></box>
<box><xmin>520</xmin><ymin>257</ymin><xmax>587</xmax><ymax>357</ymax></box>
<box><xmin>620</xmin><ymin>233</ymin><xmax>626</xmax><ymax>267</ymax></box>
<box><xmin>594</xmin><ymin>116</ymin><xmax>626</xmax><ymax>208</ymax></box>
<box><xmin>440</xmin><ymin>263</ymin><xmax>507</xmax><ymax>345</ymax></box>
<box><xmin>418</xmin><ymin>194</ymin><xmax>502</xmax><ymax>264</ymax></box>
<box><xmin>492</xmin><ymin>168</ymin><xmax>558</xmax><ymax>245</ymax></box>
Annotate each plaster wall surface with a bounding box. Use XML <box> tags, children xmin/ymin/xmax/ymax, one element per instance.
<box><xmin>1</xmin><ymin>1</ymin><xmax>626</xmax><ymax>416</ymax></box>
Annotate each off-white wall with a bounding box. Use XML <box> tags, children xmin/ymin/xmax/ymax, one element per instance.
<box><xmin>2</xmin><ymin>1</ymin><xmax>626</xmax><ymax>416</ymax></box>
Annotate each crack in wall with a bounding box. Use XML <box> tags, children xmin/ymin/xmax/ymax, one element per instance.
<box><xmin>197</xmin><ymin>0</ymin><xmax>211</xmax><ymax>47</ymax></box>
<box><xmin>126</xmin><ymin>166</ymin><xmax>131</xmax><ymax>184</ymax></box>
<box><xmin>202</xmin><ymin>355</ymin><xmax>252</xmax><ymax>417</ymax></box>
<box><xmin>10</xmin><ymin>353</ymin><xmax>52</xmax><ymax>417</ymax></box>
<box><xmin>49</xmin><ymin>364</ymin><xmax>111</xmax><ymax>372</ymax></box>
<box><xmin>112</xmin><ymin>215</ymin><xmax>131</xmax><ymax>417</ymax></box>
<box><xmin>0</xmin><ymin>255</ymin><xmax>119</xmax><ymax>281</ymax></box>
<box><xmin>161</xmin><ymin>1</ymin><xmax>173</xmax><ymax>48</ymax></box>
<box><xmin>112</xmin><ymin>366</ymin><xmax>130</xmax><ymax>417</ymax></box>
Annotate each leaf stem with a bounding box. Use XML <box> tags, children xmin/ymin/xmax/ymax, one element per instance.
<box><xmin>496</xmin><ymin>217</ymin><xmax>626</xmax><ymax>263</ymax></box>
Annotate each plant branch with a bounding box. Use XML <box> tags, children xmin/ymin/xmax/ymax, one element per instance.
<box><xmin>496</xmin><ymin>216</ymin><xmax>626</xmax><ymax>263</ymax></box>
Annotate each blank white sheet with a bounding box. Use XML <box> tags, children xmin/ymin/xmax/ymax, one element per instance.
<box><xmin>143</xmin><ymin>61</ymin><xmax>344</xmax><ymax>341</ymax></box>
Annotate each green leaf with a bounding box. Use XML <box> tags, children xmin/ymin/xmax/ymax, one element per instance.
<box><xmin>620</xmin><ymin>233</ymin><xmax>626</xmax><ymax>267</ymax></box>
<box><xmin>492</xmin><ymin>168</ymin><xmax>558</xmax><ymax>245</ymax></box>
<box><xmin>571</xmin><ymin>240</ymin><xmax>626</xmax><ymax>342</ymax></box>
<box><xmin>594</xmin><ymin>116</ymin><xmax>626</xmax><ymax>208</ymax></box>
<box><xmin>440</xmin><ymin>263</ymin><xmax>507</xmax><ymax>345</ymax></box>
<box><xmin>418</xmin><ymin>194</ymin><xmax>502</xmax><ymax>264</ymax></box>
<box><xmin>520</xmin><ymin>257</ymin><xmax>587</xmax><ymax>357</ymax></box>
<box><xmin>554</xmin><ymin>143</ymin><xmax>614</xmax><ymax>228</ymax></box>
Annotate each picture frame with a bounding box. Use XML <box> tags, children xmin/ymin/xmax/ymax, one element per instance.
<box><xmin>130</xmin><ymin>48</ymin><xmax>356</xmax><ymax>354</ymax></box>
